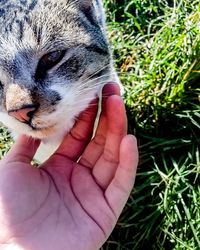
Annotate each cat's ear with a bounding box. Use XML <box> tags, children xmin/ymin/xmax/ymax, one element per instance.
<box><xmin>76</xmin><ymin>0</ymin><xmax>93</xmax><ymax>11</ymax></box>
<box><xmin>76</xmin><ymin>0</ymin><xmax>106</xmax><ymax>27</ymax></box>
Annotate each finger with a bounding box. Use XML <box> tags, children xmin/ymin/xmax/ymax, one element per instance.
<box><xmin>105</xmin><ymin>135</ymin><xmax>138</xmax><ymax>217</ymax></box>
<box><xmin>54</xmin><ymin>83</ymin><xmax>120</xmax><ymax>162</ymax></box>
<box><xmin>91</xmin><ymin>95</ymin><xmax>127</xmax><ymax>189</ymax></box>
<box><xmin>79</xmin><ymin>84</ymin><xmax>121</xmax><ymax>168</ymax></box>
<box><xmin>5</xmin><ymin>135</ymin><xmax>40</xmax><ymax>163</ymax></box>
<box><xmin>101</xmin><ymin>83</ymin><xmax>121</xmax><ymax>113</ymax></box>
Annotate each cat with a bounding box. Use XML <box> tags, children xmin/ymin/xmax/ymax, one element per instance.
<box><xmin>0</xmin><ymin>0</ymin><xmax>120</xmax><ymax>161</ymax></box>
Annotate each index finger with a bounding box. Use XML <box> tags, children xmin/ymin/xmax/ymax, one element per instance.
<box><xmin>53</xmin><ymin>83</ymin><xmax>120</xmax><ymax>162</ymax></box>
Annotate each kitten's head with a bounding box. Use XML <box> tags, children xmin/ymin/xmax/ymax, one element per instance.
<box><xmin>0</xmin><ymin>0</ymin><xmax>116</xmax><ymax>141</ymax></box>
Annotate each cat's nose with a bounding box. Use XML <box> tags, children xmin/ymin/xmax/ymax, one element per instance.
<box><xmin>8</xmin><ymin>104</ymin><xmax>38</xmax><ymax>123</ymax></box>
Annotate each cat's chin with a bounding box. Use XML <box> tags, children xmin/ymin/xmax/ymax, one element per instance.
<box><xmin>27</xmin><ymin>125</ymin><xmax>61</xmax><ymax>141</ymax></box>
<box><xmin>9</xmin><ymin>116</ymin><xmax>75</xmax><ymax>141</ymax></box>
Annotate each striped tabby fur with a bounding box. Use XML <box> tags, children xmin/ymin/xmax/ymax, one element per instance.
<box><xmin>0</xmin><ymin>0</ymin><xmax>119</xmax><ymax>160</ymax></box>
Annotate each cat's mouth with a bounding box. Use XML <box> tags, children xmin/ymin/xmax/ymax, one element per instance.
<box><xmin>27</xmin><ymin>123</ymin><xmax>58</xmax><ymax>139</ymax></box>
<box><xmin>29</xmin><ymin>123</ymin><xmax>56</xmax><ymax>131</ymax></box>
<box><xmin>5</xmin><ymin>105</ymin><xmax>61</xmax><ymax>139</ymax></box>
<box><xmin>14</xmin><ymin>117</ymin><xmax>56</xmax><ymax>133</ymax></box>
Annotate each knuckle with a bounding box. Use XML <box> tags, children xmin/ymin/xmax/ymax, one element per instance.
<box><xmin>103</xmin><ymin>148</ymin><xmax>119</xmax><ymax>165</ymax></box>
<box><xmin>93</xmin><ymin>133</ymin><xmax>106</xmax><ymax>147</ymax></box>
<box><xmin>70</xmin><ymin>130</ymin><xmax>87</xmax><ymax>142</ymax></box>
<box><xmin>80</xmin><ymin>157</ymin><xmax>93</xmax><ymax>168</ymax></box>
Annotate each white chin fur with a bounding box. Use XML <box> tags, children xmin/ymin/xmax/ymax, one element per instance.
<box><xmin>0</xmin><ymin>75</ymin><xmax>121</xmax><ymax>163</ymax></box>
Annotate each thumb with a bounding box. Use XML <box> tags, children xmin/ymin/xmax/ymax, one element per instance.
<box><xmin>5</xmin><ymin>135</ymin><xmax>41</xmax><ymax>163</ymax></box>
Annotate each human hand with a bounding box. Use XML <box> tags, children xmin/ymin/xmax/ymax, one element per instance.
<box><xmin>0</xmin><ymin>84</ymin><xmax>138</xmax><ymax>250</ymax></box>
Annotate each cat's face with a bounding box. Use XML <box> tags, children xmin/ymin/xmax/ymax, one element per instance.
<box><xmin>0</xmin><ymin>0</ymin><xmax>115</xmax><ymax>141</ymax></box>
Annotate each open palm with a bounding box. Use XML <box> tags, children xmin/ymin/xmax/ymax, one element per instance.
<box><xmin>0</xmin><ymin>84</ymin><xmax>138</xmax><ymax>250</ymax></box>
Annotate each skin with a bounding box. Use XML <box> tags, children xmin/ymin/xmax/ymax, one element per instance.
<box><xmin>0</xmin><ymin>84</ymin><xmax>138</xmax><ymax>250</ymax></box>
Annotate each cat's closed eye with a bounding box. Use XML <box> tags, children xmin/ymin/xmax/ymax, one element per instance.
<box><xmin>35</xmin><ymin>50</ymin><xmax>66</xmax><ymax>80</ymax></box>
<box><xmin>39</xmin><ymin>50</ymin><xmax>66</xmax><ymax>70</ymax></box>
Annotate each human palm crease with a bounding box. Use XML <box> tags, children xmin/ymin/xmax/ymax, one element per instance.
<box><xmin>0</xmin><ymin>84</ymin><xmax>138</xmax><ymax>250</ymax></box>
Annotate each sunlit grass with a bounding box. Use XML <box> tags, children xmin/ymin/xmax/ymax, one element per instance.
<box><xmin>103</xmin><ymin>0</ymin><xmax>200</xmax><ymax>249</ymax></box>
<box><xmin>0</xmin><ymin>126</ymin><xmax>13</xmax><ymax>158</ymax></box>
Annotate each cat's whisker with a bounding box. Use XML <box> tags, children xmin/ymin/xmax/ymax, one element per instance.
<box><xmin>83</xmin><ymin>66</ymin><xmax>117</xmax><ymax>81</ymax></box>
<box><xmin>79</xmin><ymin>72</ymin><xmax>118</xmax><ymax>90</ymax></box>
<box><xmin>81</xmin><ymin>73</ymin><xmax>115</xmax><ymax>86</ymax></box>
<box><xmin>81</xmin><ymin>63</ymin><xmax>111</xmax><ymax>83</ymax></box>
<box><xmin>85</xmin><ymin>71</ymin><xmax>116</xmax><ymax>85</ymax></box>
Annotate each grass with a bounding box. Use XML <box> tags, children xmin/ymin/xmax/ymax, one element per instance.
<box><xmin>0</xmin><ymin>126</ymin><xmax>13</xmax><ymax>158</ymax></box>
<box><xmin>0</xmin><ymin>1</ymin><xmax>199</xmax><ymax>249</ymax></box>
<box><xmin>102</xmin><ymin>0</ymin><xmax>200</xmax><ymax>249</ymax></box>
